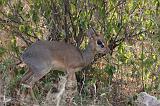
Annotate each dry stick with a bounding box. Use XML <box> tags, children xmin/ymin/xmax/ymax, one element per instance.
<box><xmin>141</xmin><ymin>41</ymin><xmax>145</xmax><ymax>91</ymax></box>
<box><xmin>112</xmin><ymin>4</ymin><xmax>125</xmax><ymax>43</ymax></box>
<box><xmin>76</xmin><ymin>27</ymin><xmax>84</xmax><ymax>48</ymax></box>
<box><xmin>45</xmin><ymin>76</ymin><xmax>70</xmax><ymax>106</ymax></box>
<box><xmin>56</xmin><ymin>75</ymin><xmax>68</xmax><ymax>106</ymax></box>
<box><xmin>68</xmin><ymin>11</ymin><xmax>76</xmax><ymax>39</ymax></box>
<box><xmin>106</xmin><ymin>0</ymin><xmax>126</xmax><ymax>15</ymax></box>
<box><xmin>75</xmin><ymin>6</ymin><xmax>85</xmax><ymax>47</ymax></box>
<box><xmin>0</xmin><ymin>12</ymin><xmax>38</xmax><ymax>44</ymax></box>
<box><xmin>0</xmin><ymin>20</ymin><xmax>31</xmax><ymax>46</ymax></box>
<box><xmin>63</xmin><ymin>0</ymin><xmax>70</xmax><ymax>42</ymax></box>
<box><xmin>101</xmin><ymin>0</ymin><xmax>108</xmax><ymax>33</ymax></box>
<box><xmin>115</xmin><ymin>30</ymin><xmax>147</xmax><ymax>44</ymax></box>
<box><xmin>2</xmin><ymin>2</ymin><xmax>40</xmax><ymax>39</ymax></box>
<box><xmin>115</xmin><ymin>19</ymin><xmax>146</xmax><ymax>45</ymax></box>
<box><xmin>112</xmin><ymin>2</ymin><xmax>139</xmax><ymax>43</ymax></box>
<box><xmin>80</xmin><ymin>72</ymin><xmax>86</xmax><ymax>106</ymax></box>
<box><xmin>49</xmin><ymin>1</ymin><xmax>62</xmax><ymax>41</ymax></box>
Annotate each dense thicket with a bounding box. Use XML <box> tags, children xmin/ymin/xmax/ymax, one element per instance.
<box><xmin>0</xmin><ymin>0</ymin><xmax>160</xmax><ymax>105</ymax></box>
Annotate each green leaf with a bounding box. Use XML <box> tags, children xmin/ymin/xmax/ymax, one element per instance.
<box><xmin>10</xmin><ymin>37</ymin><xmax>20</xmax><ymax>55</ymax></box>
<box><xmin>118</xmin><ymin>43</ymin><xmax>125</xmax><ymax>54</ymax></box>
<box><xmin>0</xmin><ymin>0</ymin><xmax>7</xmax><ymax>5</ymax></box>
<box><xmin>0</xmin><ymin>47</ymin><xmax>6</xmax><ymax>56</ymax></box>
<box><xmin>32</xmin><ymin>9</ymin><xmax>39</xmax><ymax>23</ymax></box>
<box><xmin>104</xmin><ymin>64</ymin><xmax>117</xmax><ymax>76</ymax></box>
<box><xmin>158</xmin><ymin>47</ymin><xmax>160</xmax><ymax>53</ymax></box>
<box><xmin>19</xmin><ymin>25</ymin><xmax>25</xmax><ymax>32</ymax></box>
<box><xmin>140</xmin><ymin>52</ymin><xmax>145</xmax><ymax>60</ymax></box>
<box><xmin>24</xmin><ymin>25</ymin><xmax>33</xmax><ymax>35</ymax></box>
<box><xmin>17</xmin><ymin>1</ymin><xmax>23</xmax><ymax>12</ymax></box>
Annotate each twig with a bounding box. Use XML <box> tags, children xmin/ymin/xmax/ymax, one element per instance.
<box><xmin>63</xmin><ymin>0</ymin><xmax>70</xmax><ymax>42</ymax></box>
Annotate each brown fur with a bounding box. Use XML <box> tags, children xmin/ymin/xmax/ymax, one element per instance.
<box><xmin>21</xmin><ymin>29</ymin><xmax>110</xmax><ymax>105</ymax></box>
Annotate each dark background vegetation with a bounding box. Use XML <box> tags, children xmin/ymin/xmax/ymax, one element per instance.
<box><xmin>0</xmin><ymin>0</ymin><xmax>160</xmax><ymax>105</ymax></box>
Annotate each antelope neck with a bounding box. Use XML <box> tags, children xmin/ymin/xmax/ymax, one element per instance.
<box><xmin>82</xmin><ymin>42</ymin><xmax>96</xmax><ymax>66</ymax></box>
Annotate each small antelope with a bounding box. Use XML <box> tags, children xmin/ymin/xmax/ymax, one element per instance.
<box><xmin>21</xmin><ymin>28</ymin><xmax>110</xmax><ymax>105</ymax></box>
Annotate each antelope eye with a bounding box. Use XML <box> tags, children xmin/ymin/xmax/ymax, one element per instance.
<box><xmin>97</xmin><ymin>40</ymin><xmax>104</xmax><ymax>48</ymax></box>
<box><xmin>97</xmin><ymin>40</ymin><xmax>102</xmax><ymax>45</ymax></box>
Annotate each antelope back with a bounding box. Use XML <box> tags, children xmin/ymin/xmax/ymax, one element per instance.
<box><xmin>21</xmin><ymin>41</ymin><xmax>85</xmax><ymax>72</ymax></box>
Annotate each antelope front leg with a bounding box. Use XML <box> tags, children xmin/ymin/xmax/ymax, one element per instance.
<box><xmin>65</xmin><ymin>72</ymin><xmax>77</xmax><ymax>106</ymax></box>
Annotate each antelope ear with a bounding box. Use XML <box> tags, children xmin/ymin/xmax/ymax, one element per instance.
<box><xmin>87</xmin><ymin>28</ymin><xmax>95</xmax><ymax>39</ymax></box>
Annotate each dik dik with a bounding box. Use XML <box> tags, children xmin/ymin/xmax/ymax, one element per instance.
<box><xmin>21</xmin><ymin>29</ymin><xmax>110</xmax><ymax>87</ymax></box>
<box><xmin>21</xmin><ymin>29</ymin><xmax>110</xmax><ymax>105</ymax></box>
